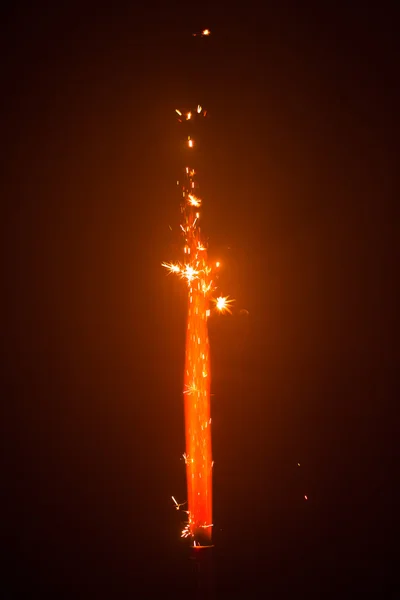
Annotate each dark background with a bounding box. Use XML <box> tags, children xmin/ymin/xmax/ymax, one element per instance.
<box><xmin>1</xmin><ymin>3</ymin><xmax>395</xmax><ymax>598</ymax></box>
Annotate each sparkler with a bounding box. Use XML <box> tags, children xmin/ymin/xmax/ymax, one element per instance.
<box><xmin>163</xmin><ymin>93</ymin><xmax>232</xmax><ymax>546</ymax></box>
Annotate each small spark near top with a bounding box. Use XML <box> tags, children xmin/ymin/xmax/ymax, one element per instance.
<box><xmin>193</xmin><ymin>29</ymin><xmax>211</xmax><ymax>37</ymax></box>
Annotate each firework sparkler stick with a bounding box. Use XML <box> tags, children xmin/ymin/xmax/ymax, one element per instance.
<box><xmin>163</xmin><ymin>30</ymin><xmax>233</xmax><ymax>551</ymax></box>
<box><xmin>164</xmin><ymin>105</ymin><xmax>214</xmax><ymax>547</ymax></box>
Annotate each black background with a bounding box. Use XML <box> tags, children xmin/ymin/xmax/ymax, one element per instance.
<box><xmin>1</xmin><ymin>3</ymin><xmax>395</xmax><ymax>597</ymax></box>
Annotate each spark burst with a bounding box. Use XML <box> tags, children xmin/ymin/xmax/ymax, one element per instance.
<box><xmin>163</xmin><ymin>97</ymin><xmax>233</xmax><ymax>546</ymax></box>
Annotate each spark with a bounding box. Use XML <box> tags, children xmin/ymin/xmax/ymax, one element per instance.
<box><xmin>162</xmin><ymin>262</ymin><xmax>181</xmax><ymax>275</ymax></box>
<box><xmin>188</xmin><ymin>137</ymin><xmax>194</xmax><ymax>148</ymax></box>
<box><xmin>172</xmin><ymin>496</ymin><xmax>187</xmax><ymax>511</ymax></box>
<box><xmin>184</xmin><ymin>383</ymin><xmax>198</xmax><ymax>395</ymax></box>
<box><xmin>214</xmin><ymin>295</ymin><xmax>235</xmax><ymax>314</ymax></box>
<box><xmin>192</xmin><ymin>29</ymin><xmax>211</xmax><ymax>37</ymax></box>
<box><xmin>181</xmin><ymin>523</ymin><xmax>191</xmax><ymax>538</ymax></box>
<box><xmin>188</xmin><ymin>194</ymin><xmax>202</xmax><ymax>207</ymax></box>
<box><xmin>197</xmin><ymin>105</ymin><xmax>202</xmax><ymax>113</ymax></box>
<box><xmin>181</xmin><ymin>264</ymin><xmax>199</xmax><ymax>283</ymax></box>
<box><xmin>182</xmin><ymin>452</ymin><xmax>194</xmax><ymax>465</ymax></box>
<box><xmin>175</xmin><ymin>109</ymin><xmax>182</xmax><ymax>116</ymax></box>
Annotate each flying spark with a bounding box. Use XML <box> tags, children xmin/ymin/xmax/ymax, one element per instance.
<box><xmin>214</xmin><ymin>295</ymin><xmax>235</xmax><ymax>314</ymax></box>
<box><xmin>172</xmin><ymin>496</ymin><xmax>187</xmax><ymax>511</ymax></box>
<box><xmin>193</xmin><ymin>29</ymin><xmax>211</xmax><ymax>37</ymax></box>
<box><xmin>162</xmin><ymin>262</ymin><xmax>181</xmax><ymax>275</ymax></box>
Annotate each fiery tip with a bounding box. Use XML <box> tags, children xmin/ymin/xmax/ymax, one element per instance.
<box><xmin>214</xmin><ymin>295</ymin><xmax>235</xmax><ymax>314</ymax></box>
